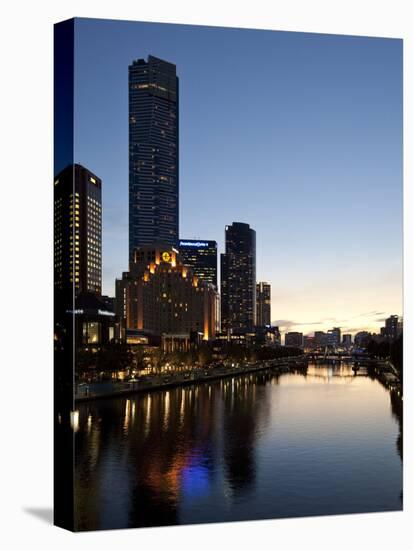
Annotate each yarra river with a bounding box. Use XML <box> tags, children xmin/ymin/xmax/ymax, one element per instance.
<box><xmin>74</xmin><ymin>363</ymin><xmax>402</xmax><ymax>530</ymax></box>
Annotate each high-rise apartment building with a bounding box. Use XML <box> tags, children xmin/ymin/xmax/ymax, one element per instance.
<box><xmin>129</xmin><ymin>56</ymin><xmax>179</xmax><ymax>258</ymax></box>
<box><xmin>178</xmin><ymin>239</ymin><xmax>218</xmax><ymax>287</ymax></box>
<box><xmin>256</xmin><ymin>281</ymin><xmax>271</xmax><ymax>326</ymax></box>
<box><xmin>221</xmin><ymin>222</ymin><xmax>256</xmax><ymax>333</ymax></box>
<box><xmin>54</xmin><ymin>163</ymin><xmax>102</xmax><ymax>296</ymax></box>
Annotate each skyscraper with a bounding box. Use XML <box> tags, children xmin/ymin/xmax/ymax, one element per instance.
<box><xmin>129</xmin><ymin>55</ymin><xmax>179</xmax><ymax>259</ymax></box>
<box><xmin>256</xmin><ymin>281</ymin><xmax>271</xmax><ymax>326</ymax></box>
<box><xmin>221</xmin><ymin>222</ymin><xmax>256</xmax><ymax>333</ymax></box>
<box><xmin>54</xmin><ymin>163</ymin><xmax>102</xmax><ymax>296</ymax></box>
<box><xmin>178</xmin><ymin>239</ymin><xmax>218</xmax><ymax>287</ymax></box>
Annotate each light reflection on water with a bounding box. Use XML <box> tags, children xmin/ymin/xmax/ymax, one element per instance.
<box><xmin>74</xmin><ymin>363</ymin><xmax>402</xmax><ymax>531</ymax></box>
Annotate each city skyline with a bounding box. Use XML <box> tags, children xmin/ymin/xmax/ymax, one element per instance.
<box><xmin>53</xmin><ymin>19</ymin><xmax>404</xmax><ymax>532</ymax></box>
<box><xmin>70</xmin><ymin>18</ymin><xmax>403</xmax><ymax>336</ymax></box>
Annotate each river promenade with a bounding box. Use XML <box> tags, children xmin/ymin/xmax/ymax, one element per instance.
<box><xmin>75</xmin><ymin>355</ymin><xmax>307</xmax><ymax>402</ymax></box>
<box><xmin>75</xmin><ymin>354</ymin><xmax>402</xmax><ymax>403</ymax></box>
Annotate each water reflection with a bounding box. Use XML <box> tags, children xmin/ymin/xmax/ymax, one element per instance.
<box><xmin>74</xmin><ymin>364</ymin><xmax>402</xmax><ymax>531</ymax></box>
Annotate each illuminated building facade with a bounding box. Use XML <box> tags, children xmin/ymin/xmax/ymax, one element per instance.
<box><xmin>221</xmin><ymin>222</ymin><xmax>256</xmax><ymax>333</ymax></box>
<box><xmin>178</xmin><ymin>239</ymin><xmax>218</xmax><ymax>287</ymax></box>
<box><xmin>256</xmin><ymin>281</ymin><xmax>271</xmax><ymax>326</ymax></box>
<box><xmin>54</xmin><ymin>163</ymin><xmax>102</xmax><ymax>296</ymax></box>
<box><xmin>115</xmin><ymin>244</ymin><xmax>217</xmax><ymax>345</ymax></box>
<box><xmin>129</xmin><ymin>56</ymin><xmax>179</xmax><ymax>259</ymax></box>
<box><xmin>72</xmin><ymin>293</ymin><xmax>115</xmax><ymax>348</ymax></box>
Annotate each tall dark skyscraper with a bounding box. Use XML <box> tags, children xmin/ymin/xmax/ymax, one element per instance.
<box><xmin>129</xmin><ymin>55</ymin><xmax>179</xmax><ymax>260</ymax></box>
<box><xmin>221</xmin><ymin>222</ymin><xmax>256</xmax><ymax>333</ymax></box>
<box><xmin>178</xmin><ymin>239</ymin><xmax>218</xmax><ymax>287</ymax></box>
<box><xmin>256</xmin><ymin>281</ymin><xmax>271</xmax><ymax>326</ymax></box>
<box><xmin>54</xmin><ymin>163</ymin><xmax>102</xmax><ymax>296</ymax></box>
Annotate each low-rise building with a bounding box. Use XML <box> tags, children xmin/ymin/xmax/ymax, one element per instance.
<box><xmin>285</xmin><ymin>332</ymin><xmax>303</xmax><ymax>348</ymax></box>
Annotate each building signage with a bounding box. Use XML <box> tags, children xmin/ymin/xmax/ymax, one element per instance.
<box><xmin>179</xmin><ymin>240</ymin><xmax>209</xmax><ymax>248</ymax></box>
<box><xmin>98</xmin><ymin>309</ymin><xmax>115</xmax><ymax>317</ymax></box>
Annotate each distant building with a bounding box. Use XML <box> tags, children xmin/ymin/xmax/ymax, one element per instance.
<box><xmin>354</xmin><ymin>331</ymin><xmax>372</xmax><ymax>348</ymax></box>
<box><xmin>342</xmin><ymin>334</ymin><xmax>352</xmax><ymax>347</ymax></box>
<box><xmin>256</xmin><ymin>282</ymin><xmax>271</xmax><ymax>327</ymax></box>
<box><xmin>115</xmin><ymin>244</ymin><xmax>217</xmax><ymax>349</ymax></box>
<box><xmin>381</xmin><ymin>315</ymin><xmax>402</xmax><ymax>340</ymax></box>
<box><xmin>178</xmin><ymin>239</ymin><xmax>218</xmax><ymax>287</ymax></box>
<box><xmin>54</xmin><ymin>163</ymin><xmax>102</xmax><ymax>296</ymax></box>
<box><xmin>129</xmin><ymin>56</ymin><xmax>179</xmax><ymax>258</ymax></box>
<box><xmin>221</xmin><ymin>222</ymin><xmax>256</xmax><ymax>333</ymax></box>
<box><xmin>314</xmin><ymin>331</ymin><xmax>328</xmax><ymax>347</ymax></box>
<box><xmin>303</xmin><ymin>335</ymin><xmax>316</xmax><ymax>350</ymax></box>
<box><xmin>327</xmin><ymin>327</ymin><xmax>341</xmax><ymax>349</ymax></box>
<box><xmin>252</xmin><ymin>325</ymin><xmax>281</xmax><ymax>347</ymax></box>
<box><xmin>285</xmin><ymin>332</ymin><xmax>303</xmax><ymax>348</ymax></box>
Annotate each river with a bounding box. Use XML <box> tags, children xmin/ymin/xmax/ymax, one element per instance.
<box><xmin>74</xmin><ymin>362</ymin><xmax>402</xmax><ymax>530</ymax></box>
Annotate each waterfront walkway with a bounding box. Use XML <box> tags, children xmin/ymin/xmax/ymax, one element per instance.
<box><xmin>75</xmin><ymin>356</ymin><xmax>307</xmax><ymax>403</ymax></box>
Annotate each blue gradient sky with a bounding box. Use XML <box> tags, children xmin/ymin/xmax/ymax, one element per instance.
<box><xmin>71</xmin><ymin>18</ymin><xmax>403</xmax><ymax>336</ymax></box>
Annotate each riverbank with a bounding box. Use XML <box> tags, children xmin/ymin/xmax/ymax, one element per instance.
<box><xmin>75</xmin><ymin>356</ymin><xmax>307</xmax><ymax>402</ymax></box>
<box><xmin>371</xmin><ymin>359</ymin><xmax>402</xmax><ymax>396</ymax></box>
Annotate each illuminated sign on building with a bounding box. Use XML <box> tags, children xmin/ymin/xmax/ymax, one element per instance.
<box><xmin>98</xmin><ymin>309</ymin><xmax>115</xmax><ymax>317</ymax></box>
<box><xmin>179</xmin><ymin>240</ymin><xmax>210</xmax><ymax>248</ymax></box>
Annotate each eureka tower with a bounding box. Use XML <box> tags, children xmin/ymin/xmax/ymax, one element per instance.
<box><xmin>128</xmin><ymin>55</ymin><xmax>179</xmax><ymax>260</ymax></box>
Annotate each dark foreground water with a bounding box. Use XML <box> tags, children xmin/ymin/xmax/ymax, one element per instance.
<box><xmin>74</xmin><ymin>363</ymin><xmax>402</xmax><ymax>530</ymax></box>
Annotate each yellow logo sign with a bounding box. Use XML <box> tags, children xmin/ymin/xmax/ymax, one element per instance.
<box><xmin>161</xmin><ymin>251</ymin><xmax>171</xmax><ymax>263</ymax></box>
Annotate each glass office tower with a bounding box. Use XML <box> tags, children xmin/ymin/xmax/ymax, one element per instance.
<box><xmin>221</xmin><ymin>222</ymin><xmax>256</xmax><ymax>333</ymax></box>
<box><xmin>129</xmin><ymin>55</ymin><xmax>179</xmax><ymax>260</ymax></box>
<box><xmin>178</xmin><ymin>239</ymin><xmax>218</xmax><ymax>287</ymax></box>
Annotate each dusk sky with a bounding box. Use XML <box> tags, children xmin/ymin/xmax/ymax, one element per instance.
<box><xmin>71</xmin><ymin>17</ymin><xmax>403</xmax><ymax>337</ymax></box>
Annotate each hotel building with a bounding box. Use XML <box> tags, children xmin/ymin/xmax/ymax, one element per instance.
<box><xmin>115</xmin><ymin>244</ymin><xmax>217</xmax><ymax>348</ymax></box>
